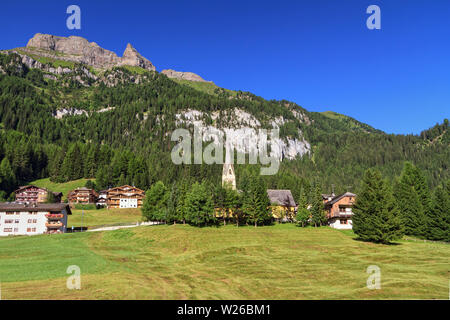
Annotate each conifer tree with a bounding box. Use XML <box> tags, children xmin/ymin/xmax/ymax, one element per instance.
<box><xmin>224</xmin><ymin>185</ymin><xmax>241</xmax><ymax>226</ymax></box>
<box><xmin>353</xmin><ymin>169</ymin><xmax>404</xmax><ymax>244</ymax></box>
<box><xmin>394</xmin><ymin>162</ymin><xmax>430</xmax><ymax>237</ymax></box>
<box><xmin>296</xmin><ymin>187</ymin><xmax>310</xmax><ymax>227</ymax></box>
<box><xmin>426</xmin><ymin>183</ymin><xmax>449</xmax><ymax>241</ymax></box>
<box><xmin>310</xmin><ymin>186</ymin><xmax>326</xmax><ymax>227</ymax></box>
<box><xmin>242</xmin><ymin>175</ymin><xmax>271</xmax><ymax>227</ymax></box>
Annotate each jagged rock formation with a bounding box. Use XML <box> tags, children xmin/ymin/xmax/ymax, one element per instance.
<box><xmin>161</xmin><ymin>69</ymin><xmax>211</xmax><ymax>83</ymax></box>
<box><xmin>22</xmin><ymin>33</ymin><xmax>155</xmax><ymax>71</ymax></box>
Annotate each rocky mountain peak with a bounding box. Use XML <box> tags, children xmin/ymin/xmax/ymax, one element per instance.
<box><xmin>120</xmin><ymin>43</ymin><xmax>155</xmax><ymax>71</ymax></box>
<box><xmin>22</xmin><ymin>33</ymin><xmax>155</xmax><ymax>71</ymax></box>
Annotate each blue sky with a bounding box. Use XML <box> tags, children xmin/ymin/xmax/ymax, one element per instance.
<box><xmin>1</xmin><ymin>0</ymin><xmax>449</xmax><ymax>134</ymax></box>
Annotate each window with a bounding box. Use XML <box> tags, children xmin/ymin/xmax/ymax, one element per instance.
<box><xmin>6</xmin><ymin>212</ymin><xmax>14</xmax><ymax>215</ymax></box>
<box><xmin>32</xmin><ymin>228</ymin><xmax>36</xmax><ymax>232</ymax></box>
<box><xmin>15</xmin><ymin>220</ymin><xmax>19</xmax><ymax>223</ymax></box>
<box><xmin>3</xmin><ymin>228</ymin><xmax>12</xmax><ymax>232</ymax></box>
<box><xmin>340</xmin><ymin>219</ymin><xmax>348</xmax><ymax>225</ymax></box>
<box><xmin>14</xmin><ymin>228</ymin><xmax>18</xmax><ymax>232</ymax></box>
<box><xmin>5</xmin><ymin>219</ymin><xmax>13</xmax><ymax>224</ymax></box>
<box><xmin>27</xmin><ymin>228</ymin><xmax>31</xmax><ymax>232</ymax></box>
<box><xmin>33</xmin><ymin>219</ymin><xmax>37</xmax><ymax>223</ymax></box>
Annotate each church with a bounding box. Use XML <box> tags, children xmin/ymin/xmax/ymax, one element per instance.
<box><xmin>221</xmin><ymin>163</ymin><xmax>296</xmax><ymax>221</ymax></box>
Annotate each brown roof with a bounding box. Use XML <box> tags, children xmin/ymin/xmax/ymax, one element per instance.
<box><xmin>15</xmin><ymin>185</ymin><xmax>62</xmax><ymax>198</ymax></box>
<box><xmin>14</xmin><ymin>185</ymin><xmax>46</xmax><ymax>193</ymax></box>
<box><xmin>324</xmin><ymin>192</ymin><xmax>356</xmax><ymax>207</ymax></box>
<box><xmin>267</xmin><ymin>190</ymin><xmax>296</xmax><ymax>207</ymax></box>
<box><xmin>0</xmin><ymin>203</ymin><xmax>72</xmax><ymax>215</ymax></box>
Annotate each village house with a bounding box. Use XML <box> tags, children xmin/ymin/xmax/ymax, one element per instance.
<box><xmin>67</xmin><ymin>187</ymin><xmax>98</xmax><ymax>207</ymax></box>
<box><xmin>106</xmin><ymin>185</ymin><xmax>145</xmax><ymax>209</ymax></box>
<box><xmin>15</xmin><ymin>185</ymin><xmax>62</xmax><ymax>204</ymax></box>
<box><xmin>267</xmin><ymin>189</ymin><xmax>297</xmax><ymax>222</ymax></box>
<box><xmin>324</xmin><ymin>192</ymin><xmax>356</xmax><ymax>229</ymax></box>
<box><xmin>96</xmin><ymin>190</ymin><xmax>108</xmax><ymax>207</ymax></box>
<box><xmin>0</xmin><ymin>203</ymin><xmax>71</xmax><ymax>236</ymax></box>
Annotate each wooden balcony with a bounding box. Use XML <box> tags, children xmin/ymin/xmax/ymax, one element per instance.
<box><xmin>46</xmin><ymin>222</ymin><xmax>63</xmax><ymax>228</ymax></box>
<box><xmin>46</xmin><ymin>213</ymin><xmax>64</xmax><ymax>219</ymax></box>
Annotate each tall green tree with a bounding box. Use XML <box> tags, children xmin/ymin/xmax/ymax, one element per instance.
<box><xmin>353</xmin><ymin>169</ymin><xmax>404</xmax><ymax>244</ymax></box>
<box><xmin>426</xmin><ymin>182</ymin><xmax>450</xmax><ymax>241</ymax></box>
<box><xmin>142</xmin><ymin>181</ymin><xmax>169</xmax><ymax>222</ymax></box>
<box><xmin>184</xmin><ymin>182</ymin><xmax>216</xmax><ymax>226</ymax></box>
<box><xmin>394</xmin><ymin>162</ymin><xmax>429</xmax><ymax>237</ymax></box>
<box><xmin>296</xmin><ymin>187</ymin><xmax>310</xmax><ymax>227</ymax></box>
<box><xmin>242</xmin><ymin>175</ymin><xmax>271</xmax><ymax>227</ymax></box>
<box><xmin>310</xmin><ymin>186</ymin><xmax>326</xmax><ymax>227</ymax></box>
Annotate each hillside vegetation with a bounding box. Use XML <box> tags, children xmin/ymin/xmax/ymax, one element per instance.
<box><xmin>0</xmin><ymin>51</ymin><xmax>448</xmax><ymax>202</ymax></box>
<box><xmin>0</xmin><ymin>225</ymin><xmax>448</xmax><ymax>299</ymax></box>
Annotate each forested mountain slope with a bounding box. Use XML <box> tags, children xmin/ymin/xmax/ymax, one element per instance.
<box><xmin>0</xmin><ymin>35</ymin><xmax>448</xmax><ymax>201</ymax></box>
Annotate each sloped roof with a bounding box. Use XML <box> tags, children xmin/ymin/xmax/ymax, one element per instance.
<box><xmin>14</xmin><ymin>185</ymin><xmax>45</xmax><ymax>193</ymax></box>
<box><xmin>325</xmin><ymin>192</ymin><xmax>356</xmax><ymax>206</ymax></box>
<box><xmin>0</xmin><ymin>203</ymin><xmax>72</xmax><ymax>215</ymax></box>
<box><xmin>267</xmin><ymin>189</ymin><xmax>296</xmax><ymax>207</ymax></box>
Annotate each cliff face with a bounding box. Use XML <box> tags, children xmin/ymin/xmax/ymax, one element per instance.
<box><xmin>161</xmin><ymin>69</ymin><xmax>211</xmax><ymax>83</ymax></box>
<box><xmin>24</xmin><ymin>33</ymin><xmax>156</xmax><ymax>71</ymax></box>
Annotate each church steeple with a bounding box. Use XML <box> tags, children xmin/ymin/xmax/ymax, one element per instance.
<box><xmin>222</xmin><ymin>163</ymin><xmax>236</xmax><ymax>190</ymax></box>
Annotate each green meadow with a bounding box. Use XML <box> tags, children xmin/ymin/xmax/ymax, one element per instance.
<box><xmin>29</xmin><ymin>178</ymin><xmax>94</xmax><ymax>201</ymax></box>
<box><xmin>0</xmin><ymin>224</ymin><xmax>448</xmax><ymax>300</ymax></box>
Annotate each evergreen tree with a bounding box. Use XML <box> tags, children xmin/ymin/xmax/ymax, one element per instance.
<box><xmin>142</xmin><ymin>181</ymin><xmax>169</xmax><ymax>222</ymax></box>
<box><xmin>96</xmin><ymin>166</ymin><xmax>109</xmax><ymax>190</ymax></box>
<box><xmin>224</xmin><ymin>185</ymin><xmax>241</xmax><ymax>226</ymax></box>
<box><xmin>310</xmin><ymin>186</ymin><xmax>326</xmax><ymax>227</ymax></box>
<box><xmin>0</xmin><ymin>157</ymin><xmax>15</xmax><ymax>193</ymax></box>
<box><xmin>426</xmin><ymin>183</ymin><xmax>449</xmax><ymax>241</ymax></box>
<box><xmin>296</xmin><ymin>187</ymin><xmax>310</xmax><ymax>227</ymax></box>
<box><xmin>353</xmin><ymin>169</ymin><xmax>404</xmax><ymax>244</ymax></box>
<box><xmin>394</xmin><ymin>162</ymin><xmax>429</xmax><ymax>237</ymax></box>
<box><xmin>242</xmin><ymin>175</ymin><xmax>271</xmax><ymax>227</ymax></box>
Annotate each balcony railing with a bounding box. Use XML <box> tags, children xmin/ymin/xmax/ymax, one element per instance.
<box><xmin>46</xmin><ymin>222</ymin><xmax>63</xmax><ymax>228</ymax></box>
<box><xmin>46</xmin><ymin>213</ymin><xmax>64</xmax><ymax>219</ymax></box>
<box><xmin>329</xmin><ymin>211</ymin><xmax>353</xmax><ymax>218</ymax></box>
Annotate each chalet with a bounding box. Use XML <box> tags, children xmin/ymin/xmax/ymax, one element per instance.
<box><xmin>324</xmin><ymin>192</ymin><xmax>356</xmax><ymax>229</ymax></box>
<box><xmin>15</xmin><ymin>185</ymin><xmax>62</xmax><ymax>204</ymax></box>
<box><xmin>68</xmin><ymin>187</ymin><xmax>98</xmax><ymax>207</ymax></box>
<box><xmin>0</xmin><ymin>203</ymin><xmax>71</xmax><ymax>236</ymax></box>
<box><xmin>96</xmin><ymin>190</ymin><xmax>108</xmax><ymax>207</ymax></box>
<box><xmin>106</xmin><ymin>185</ymin><xmax>145</xmax><ymax>209</ymax></box>
<box><xmin>267</xmin><ymin>189</ymin><xmax>297</xmax><ymax>222</ymax></box>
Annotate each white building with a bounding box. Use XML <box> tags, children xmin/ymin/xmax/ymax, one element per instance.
<box><xmin>0</xmin><ymin>203</ymin><xmax>71</xmax><ymax>237</ymax></box>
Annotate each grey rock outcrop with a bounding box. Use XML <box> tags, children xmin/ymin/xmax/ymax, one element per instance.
<box><xmin>161</xmin><ymin>69</ymin><xmax>211</xmax><ymax>83</ymax></box>
<box><xmin>24</xmin><ymin>33</ymin><xmax>155</xmax><ymax>71</ymax></box>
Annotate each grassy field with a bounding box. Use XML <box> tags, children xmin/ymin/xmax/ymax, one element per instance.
<box><xmin>0</xmin><ymin>224</ymin><xmax>448</xmax><ymax>300</ymax></box>
<box><xmin>68</xmin><ymin>208</ymin><xmax>143</xmax><ymax>228</ymax></box>
<box><xmin>29</xmin><ymin>178</ymin><xmax>94</xmax><ymax>201</ymax></box>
